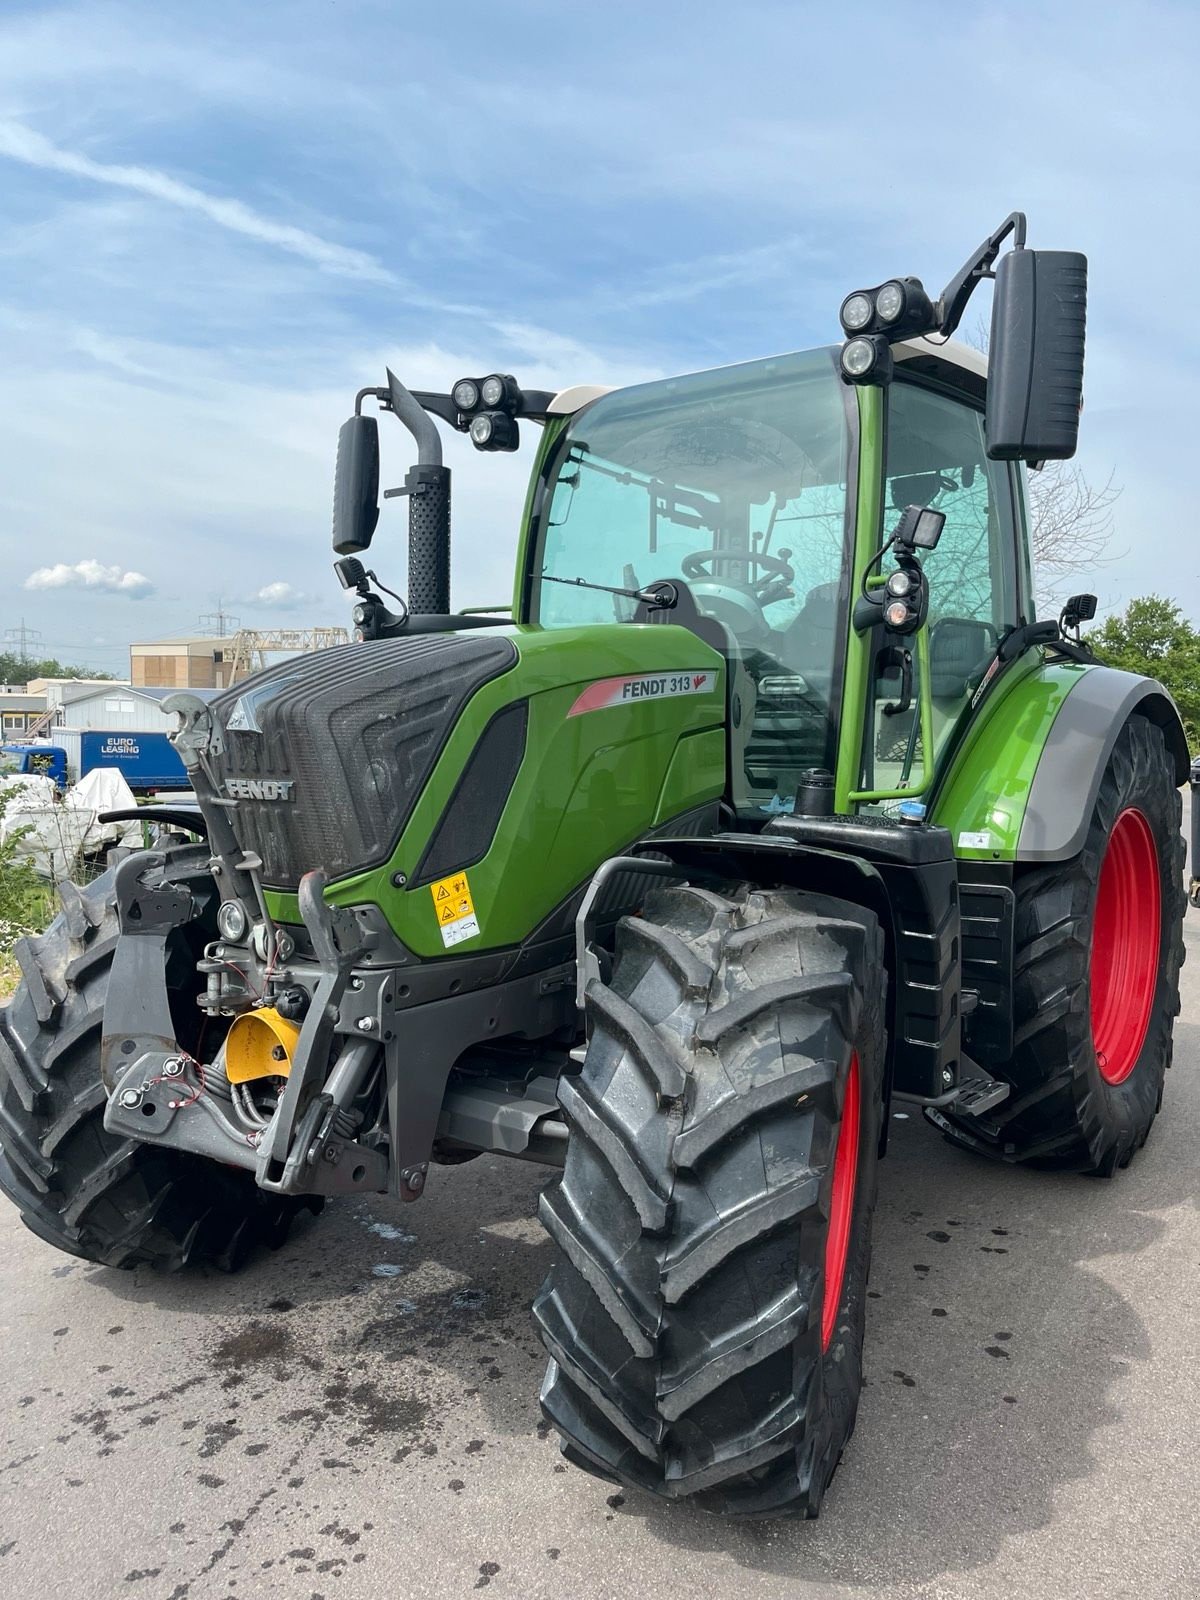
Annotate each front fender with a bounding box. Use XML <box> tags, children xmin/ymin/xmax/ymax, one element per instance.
<box><xmin>933</xmin><ymin>659</ymin><xmax>1188</xmax><ymax>864</ymax></box>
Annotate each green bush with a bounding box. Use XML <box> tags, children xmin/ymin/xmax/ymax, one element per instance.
<box><xmin>0</xmin><ymin>786</ymin><xmax>54</xmax><ymax>980</ymax></box>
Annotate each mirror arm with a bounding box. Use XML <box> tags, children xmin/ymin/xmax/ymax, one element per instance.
<box><xmin>936</xmin><ymin>210</ymin><xmax>1027</xmax><ymax>339</ymax></box>
<box><xmin>354</xmin><ymin>385</ymin><xmax>387</xmax><ymax>417</ymax></box>
<box><xmin>410</xmin><ymin>387</ymin><xmax>557</xmax><ymax>431</ymax></box>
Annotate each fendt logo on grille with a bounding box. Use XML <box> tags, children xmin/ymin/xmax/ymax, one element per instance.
<box><xmin>225</xmin><ymin>778</ymin><xmax>295</xmax><ymax>801</ymax></box>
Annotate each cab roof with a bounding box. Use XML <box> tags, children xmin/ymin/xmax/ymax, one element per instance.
<box><xmin>546</xmin><ymin>337</ymin><xmax>987</xmax><ymax>416</ymax></box>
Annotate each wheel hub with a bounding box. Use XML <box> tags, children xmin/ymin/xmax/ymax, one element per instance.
<box><xmin>1090</xmin><ymin>807</ymin><xmax>1160</xmax><ymax>1086</ymax></box>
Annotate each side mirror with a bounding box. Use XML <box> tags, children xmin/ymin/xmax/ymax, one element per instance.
<box><xmin>986</xmin><ymin>249</ymin><xmax>1087</xmax><ymax>463</ymax></box>
<box><xmin>332</xmin><ymin>414</ymin><xmax>380</xmax><ymax>554</ymax></box>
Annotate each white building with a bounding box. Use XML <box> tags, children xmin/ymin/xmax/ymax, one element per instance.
<box><xmin>54</xmin><ymin>684</ymin><xmax>221</xmax><ymax>734</ymax></box>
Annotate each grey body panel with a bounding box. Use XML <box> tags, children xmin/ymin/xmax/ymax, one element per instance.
<box><xmin>1018</xmin><ymin>667</ymin><xmax>1188</xmax><ymax>862</ymax></box>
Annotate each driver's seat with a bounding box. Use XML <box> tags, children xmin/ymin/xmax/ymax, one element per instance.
<box><xmin>781</xmin><ymin>580</ymin><xmax>840</xmax><ymax>694</ymax></box>
<box><xmin>632</xmin><ymin>582</ymin><xmax>733</xmax><ymax>658</ymax></box>
<box><xmin>634</xmin><ymin>582</ymin><xmax>757</xmax><ymax>795</ymax></box>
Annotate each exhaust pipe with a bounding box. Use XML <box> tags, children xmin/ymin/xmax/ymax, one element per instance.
<box><xmin>387</xmin><ymin>368</ymin><xmax>451</xmax><ymax>616</ymax></box>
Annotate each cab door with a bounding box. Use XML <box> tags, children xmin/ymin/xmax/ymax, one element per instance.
<box><xmin>854</xmin><ymin>373</ymin><xmax>1026</xmax><ymax>802</ymax></box>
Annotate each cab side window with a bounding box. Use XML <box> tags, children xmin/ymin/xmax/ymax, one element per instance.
<box><xmin>870</xmin><ymin>380</ymin><xmax>1020</xmax><ymax>787</ymax></box>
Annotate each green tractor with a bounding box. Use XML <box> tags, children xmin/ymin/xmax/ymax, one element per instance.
<box><xmin>0</xmin><ymin>214</ymin><xmax>1186</xmax><ymax>1517</ymax></box>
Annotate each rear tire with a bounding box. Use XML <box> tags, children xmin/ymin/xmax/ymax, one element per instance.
<box><xmin>0</xmin><ymin>866</ymin><xmax>318</xmax><ymax>1271</ymax></box>
<box><xmin>534</xmin><ymin>883</ymin><xmax>885</xmax><ymax>1518</ymax></box>
<box><xmin>943</xmin><ymin>716</ymin><xmax>1185</xmax><ymax>1173</ymax></box>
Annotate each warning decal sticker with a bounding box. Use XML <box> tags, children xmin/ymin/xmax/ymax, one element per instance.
<box><xmin>567</xmin><ymin>669</ymin><xmax>719</xmax><ymax>718</ymax></box>
<box><xmin>429</xmin><ymin>870</ymin><xmax>481</xmax><ymax>948</ymax></box>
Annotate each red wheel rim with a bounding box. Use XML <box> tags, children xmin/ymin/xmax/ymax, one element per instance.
<box><xmin>1090</xmin><ymin>808</ymin><xmax>1160</xmax><ymax>1086</ymax></box>
<box><xmin>822</xmin><ymin>1052</ymin><xmax>860</xmax><ymax>1351</ymax></box>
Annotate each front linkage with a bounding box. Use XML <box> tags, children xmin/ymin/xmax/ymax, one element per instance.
<box><xmin>100</xmin><ymin>851</ymin><xmax>389</xmax><ymax>1201</ymax></box>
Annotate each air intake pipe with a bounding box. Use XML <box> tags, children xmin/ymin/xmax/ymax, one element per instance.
<box><xmin>386</xmin><ymin>367</ymin><xmax>451</xmax><ymax>615</ymax></box>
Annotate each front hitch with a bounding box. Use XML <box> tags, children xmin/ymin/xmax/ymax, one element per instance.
<box><xmin>101</xmin><ymin>856</ymin><xmax>388</xmax><ymax>1199</ymax></box>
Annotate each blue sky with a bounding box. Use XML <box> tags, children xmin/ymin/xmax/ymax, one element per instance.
<box><xmin>1</xmin><ymin>0</ymin><xmax>1196</xmax><ymax>673</ymax></box>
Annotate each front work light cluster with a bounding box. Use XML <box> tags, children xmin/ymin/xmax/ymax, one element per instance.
<box><xmin>838</xmin><ymin>275</ymin><xmax>936</xmax><ymax>385</ymax></box>
<box><xmin>451</xmin><ymin>373</ymin><xmax>521</xmax><ymax>452</ymax></box>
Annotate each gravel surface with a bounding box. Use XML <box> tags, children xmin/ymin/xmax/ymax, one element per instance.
<box><xmin>1</xmin><ymin>825</ymin><xmax>1196</xmax><ymax>1600</ymax></box>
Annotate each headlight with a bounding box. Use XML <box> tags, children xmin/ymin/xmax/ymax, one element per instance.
<box><xmin>216</xmin><ymin>899</ymin><xmax>249</xmax><ymax>943</ymax></box>
<box><xmin>841</xmin><ymin>337</ymin><xmax>877</xmax><ymax>378</ymax></box>
<box><xmin>840</xmin><ymin>334</ymin><xmax>893</xmax><ymax>384</ymax></box>
<box><xmin>468</xmin><ymin>411</ymin><xmax>519</xmax><ymax>451</ymax></box>
<box><xmin>886</xmin><ymin>569</ymin><xmax>913</xmax><ymax>597</ymax></box>
<box><xmin>452</xmin><ymin>378</ymin><xmax>480</xmax><ymax>412</ymax></box>
<box><xmin>480</xmin><ymin>374</ymin><xmax>509</xmax><ymax>408</ymax></box>
<box><xmin>875</xmin><ymin>281</ymin><xmax>906</xmax><ymax>323</ymax></box>
<box><xmin>840</xmin><ymin>292</ymin><xmax>873</xmax><ymax>332</ymax></box>
<box><xmin>884</xmin><ymin>599</ymin><xmax>912</xmax><ymax>629</ymax></box>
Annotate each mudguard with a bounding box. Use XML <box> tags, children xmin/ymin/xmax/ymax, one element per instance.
<box><xmin>933</xmin><ymin>659</ymin><xmax>1188</xmax><ymax>864</ymax></box>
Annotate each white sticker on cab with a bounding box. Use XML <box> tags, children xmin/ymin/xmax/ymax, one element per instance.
<box><xmin>957</xmin><ymin>830</ymin><xmax>993</xmax><ymax>850</ymax></box>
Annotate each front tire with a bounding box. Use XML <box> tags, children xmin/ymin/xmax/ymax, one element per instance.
<box><xmin>0</xmin><ymin>866</ymin><xmax>316</xmax><ymax>1271</ymax></box>
<box><xmin>534</xmin><ymin>883</ymin><xmax>885</xmax><ymax>1518</ymax></box>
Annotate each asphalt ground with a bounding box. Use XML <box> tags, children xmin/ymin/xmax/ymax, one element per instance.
<box><xmin>1</xmin><ymin>811</ymin><xmax>1197</xmax><ymax>1600</ymax></box>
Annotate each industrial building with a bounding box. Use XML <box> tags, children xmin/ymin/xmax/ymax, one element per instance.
<box><xmin>129</xmin><ymin>634</ymin><xmax>235</xmax><ymax>690</ymax></box>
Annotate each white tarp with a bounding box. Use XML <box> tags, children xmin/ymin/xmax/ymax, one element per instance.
<box><xmin>0</xmin><ymin>768</ymin><xmax>141</xmax><ymax>880</ymax></box>
<box><xmin>68</xmin><ymin>767</ymin><xmax>141</xmax><ymax>847</ymax></box>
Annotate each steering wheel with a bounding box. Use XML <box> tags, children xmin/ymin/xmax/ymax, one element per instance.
<box><xmin>681</xmin><ymin>548</ymin><xmax>794</xmax><ymax>599</ymax></box>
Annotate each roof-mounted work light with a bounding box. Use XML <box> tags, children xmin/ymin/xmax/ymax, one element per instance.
<box><xmin>840</xmin><ymin>334</ymin><xmax>894</xmax><ymax>385</ymax></box>
<box><xmin>451</xmin><ymin>372</ymin><xmax>524</xmax><ymax>450</ymax></box>
<box><xmin>838</xmin><ymin>277</ymin><xmax>936</xmax><ymax>342</ymax></box>
<box><xmin>451</xmin><ymin>378</ymin><xmax>482</xmax><ymax>412</ymax></box>
<box><xmin>468</xmin><ymin>410</ymin><xmax>519</xmax><ymax>452</ymax></box>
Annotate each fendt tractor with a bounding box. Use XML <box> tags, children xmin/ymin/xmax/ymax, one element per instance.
<box><xmin>0</xmin><ymin>214</ymin><xmax>1186</xmax><ymax>1518</ymax></box>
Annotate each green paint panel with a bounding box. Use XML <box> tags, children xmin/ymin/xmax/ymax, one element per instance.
<box><xmin>654</xmin><ymin>729</ymin><xmax>727</xmax><ymax>824</ymax></box>
<box><xmin>265</xmin><ymin>623</ymin><xmax>725</xmax><ymax>955</ymax></box>
<box><xmin>835</xmin><ymin>384</ymin><xmax>882</xmax><ymax>812</ymax></box>
<box><xmin>932</xmin><ymin>656</ymin><xmax>1092</xmax><ymax>859</ymax></box>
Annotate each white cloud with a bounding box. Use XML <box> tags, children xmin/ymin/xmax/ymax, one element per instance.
<box><xmin>253</xmin><ymin>581</ymin><xmax>305</xmax><ymax>608</ymax></box>
<box><xmin>0</xmin><ymin>119</ymin><xmax>394</xmax><ymax>284</ymax></box>
<box><xmin>24</xmin><ymin>559</ymin><xmax>154</xmax><ymax>598</ymax></box>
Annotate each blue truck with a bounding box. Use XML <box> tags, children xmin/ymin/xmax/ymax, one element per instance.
<box><xmin>0</xmin><ymin>728</ymin><xmax>190</xmax><ymax>792</ymax></box>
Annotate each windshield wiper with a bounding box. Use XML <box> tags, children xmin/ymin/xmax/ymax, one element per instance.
<box><xmin>541</xmin><ymin>574</ymin><xmax>678</xmax><ymax>609</ymax></box>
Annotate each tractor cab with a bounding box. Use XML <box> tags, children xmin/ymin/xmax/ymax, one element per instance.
<box><xmin>521</xmin><ymin>335</ymin><xmax>1028</xmax><ymax>820</ymax></box>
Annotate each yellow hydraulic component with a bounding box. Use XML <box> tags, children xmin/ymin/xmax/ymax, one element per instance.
<box><xmin>225</xmin><ymin>1007</ymin><xmax>300</xmax><ymax>1083</ymax></box>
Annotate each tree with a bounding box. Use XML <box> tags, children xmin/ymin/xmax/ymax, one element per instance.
<box><xmin>1087</xmin><ymin>596</ymin><xmax>1200</xmax><ymax>748</ymax></box>
<box><xmin>1025</xmin><ymin>461</ymin><xmax>1120</xmax><ymax>594</ymax></box>
<box><xmin>0</xmin><ymin>651</ymin><xmax>115</xmax><ymax>685</ymax></box>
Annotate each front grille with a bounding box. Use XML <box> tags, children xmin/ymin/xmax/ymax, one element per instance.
<box><xmin>209</xmin><ymin>634</ymin><xmax>517</xmax><ymax>889</ymax></box>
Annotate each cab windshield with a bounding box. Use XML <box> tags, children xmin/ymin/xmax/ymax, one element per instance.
<box><xmin>529</xmin><ymin>348</ymin><xmax>853</xmax><ymax>813</ymax></box>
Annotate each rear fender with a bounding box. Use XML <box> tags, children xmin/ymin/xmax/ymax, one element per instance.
<box><xmin>1016</xmin><ymin>669</ymin><xmax>1188</xmax><ymax>861</ymax></box>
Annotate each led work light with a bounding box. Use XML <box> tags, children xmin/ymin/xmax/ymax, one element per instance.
<box><xmin>840</xmin><ymin>335</ymin><xmax>894</xmax><ymax>384</ymax></box>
